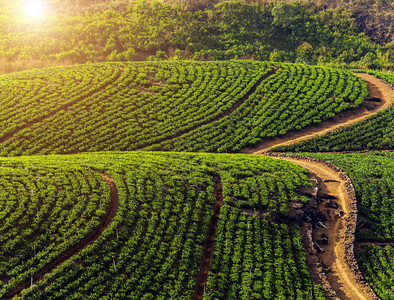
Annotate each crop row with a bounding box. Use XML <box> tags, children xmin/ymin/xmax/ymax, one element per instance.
<box><xmin>149</xmin><ymin>63</ymin><xmax>368</xmax><ymax>152</ymax></box>
<box><xmin>221</xmin><ymin>160</ymin><xmax>310</xmax><ymax>216</ymax></box>
<box><xmin>205</xmin><ymin>205</ymin><xmax>325</xmax><ymax>299</ymax></box>
<box><xmin>0</xmin><ymin>152</ymin><xmax>319</xmax><ymax>299</ymax></box>
<box><xmin>273</xmin><ymin>72</ymin><xmax>394</xmax><ymax>152</ymax></box>
<box><xmin>358</xmin><ymin>245</ymin><xmax>394</xmax><ymax>300</ymax></box>
<box><xmin>0</xmin><ymin>64</ymin><xmax>119</xmax><ymax>139</ymax></box>
<box><xmin>0</xmin><ymin>165</ymin><xmax>110</xmax><ymax>297</ymax></box>
<box><xmin>273</xmin><ymin>106</ymin><xmax>393</xmax><ymax>152</ymax></box>
<box><xmin>0</xmin><ymin>61</ymin><xmax>271</xmax><ymax>155</ymax></box>
<box><xmin>0</xmin><ymin>61</ymin><xmax>367</xmax><ymax>156</ymax></box>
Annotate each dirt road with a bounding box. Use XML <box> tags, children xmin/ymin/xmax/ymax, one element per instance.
<box><xmin>265</xmin><ymin>155</ymin><xmax>378</xmax><ymax>300</ymax></box>
<box><xmin>244</xmin><ymin>73</ymin><xmax>394</xmax><ymax>154</ymax></box>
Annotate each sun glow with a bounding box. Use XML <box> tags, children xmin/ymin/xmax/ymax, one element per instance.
<box><xmin>23</xmin><ymin>0</ymin><xmax>46</xmax><ymax>21</ymax></box>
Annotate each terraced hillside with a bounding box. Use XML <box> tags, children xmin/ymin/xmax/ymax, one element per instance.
<box><xmin>0</xmin><ymin>59</ymin><xmax>392</xmax><ymax>300</ymax></box>
<box><xmin>0</xmin><ymin>61</ymin><xmax>368</xmax><ymax>156</ymax></box>
<box><xmin>0</xmin><ymin>152</ymin><xmax>325</xmax><ymax>299</ymax></box>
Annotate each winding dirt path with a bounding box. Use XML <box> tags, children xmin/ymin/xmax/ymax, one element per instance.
<box><xmin>192</xmin><ymin>173</ymin><xmax>224</xmax><ymax>300</ymax></box>
<box><xmin>7</xmin><ymin>173</ymin><xmax>119</xmax><ymax>299</ymax></box>
<box><xmin>243</xmin><ymin>73</ymin><xmax>394</xmax><ymax>154</ymax></box>
<box><xmin>244</xmin><ymin>72</ymin><xmax>394</xmax><ymax>299</ymax></box>
<box><xmin>264</xmin><ymin>155</ymin><xmax>377</xmax><ymax>300</ymax></box>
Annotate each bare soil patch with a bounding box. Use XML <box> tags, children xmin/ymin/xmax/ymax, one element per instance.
<box><xmin>264</xmin><ymin>155</ymin><xmax>378</xmax><ymax>300</ymax></box>
<box><xmin>192</xmin><ymin>173</ymin><xmax>223</xmax><ymax>300</ymax></box>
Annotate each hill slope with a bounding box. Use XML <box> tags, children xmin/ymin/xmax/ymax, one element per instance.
<box><xmin>0</xmin><ymin>151</ymin><xmax>325</xmax><ymax>299</ymax></box>
<box><xmin>272</xmin><ymin>72</ymin><xmax>394</xmax><ymax>152</ymax></box>
<box><xmin>0</xmin><ymin>61</ymin><xmax>368</xmax><ymax>156</ymax></box>
<box><xmin>300</xmin><ymin>151</ymin><xmax>394</xmax><ymax>299</ymax></box>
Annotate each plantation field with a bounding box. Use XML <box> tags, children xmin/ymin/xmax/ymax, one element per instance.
<box><xmin>0</xmin><ymin>57</ymin><xmax>391</xmax><ymax>299</ymax></box>
<box><xmin>273</xmin><ymin>105</ymin><xmax>394</xmax><ymax>152</ymax></box>
<box><xmin>205</xmin><ymin>205</ymin><xmax>325</xmax><ymax>299</ymax></box>
<box><xmin>273</xmin><ymin>72</ymin><xmax>394</xmax><ymax>152</ymax></box>
<box><xmin>358</xmin><ymin>244</ymin><xmax>394</xmax><ymax>300</ymax></box>
<box><xmin>0</xmin><ymin>0</ymin><xmax>393</xmax><ymax>297</ymax></box>
<box><xmin>0</xmin><ymin>165</ymin><xmax>111</xmax><ymax>294</ymax></box>
<box><xmin>0</xmin><ymin>151</ymin><xmax>326</xmax><ymax>299</ymax></box>
<box><xmin>0</xmin><ymin>61</ymin><xmax>367</xmax><ymax>156</ymax></box>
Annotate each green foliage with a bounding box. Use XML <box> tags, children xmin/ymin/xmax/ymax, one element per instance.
<box><xmin>296</xmin><ymin>42</ymin><xmax>315</xmax><ymax>65</ymax></box>
<box><xmin>0</xmin><ymin>0</ymin><xmax>391</xmax><ymax>70</ymax></box>
<box><xmin>0</xmin><ymin>61</ymin><xmax>367</xmax><ymax>156</ymax></box>
<box><xmin>205</xmin><ymin>205</ymin><xmax>322</xmax><ymax>299</ymax></box>
<box><xmin>358</xmin><ymin>245</ymin><xmax>394</xmax><ymax>300</ymax></box>
<box><xmin>0</xmin><ymin>165</ymin><xmax>111</xmax><ymax>297</ymax></box>
<box><xmin>0</xmin><ymin>151</ymin><xmax>313</xmax><ymax>298</ymax></box>
<box><xmin>271</xmin><ymin>1</ymin><xmax>295</xmax><ymax>28</ymax></box>
<box><xmin>300</xmin><ymin>152</ymin><xmax>394</xmax><ymax>241</ymax></box>
<box><xmin>273</xmin><ymin>72</ymin><xmax>394</xmax><ymax>152</ymax></box>
<box><xmin>221</xmin><ymin>164</ymin><xmax>311</xmax><ymax>215</ymax></box>
<box><xmin>273</xmin><ymin>106</ymin><xmax>394</xmax><ymax>152</ymax></box>
<box><xmin>155</xmin><ymin>63</ymin><xmax>367</xmax><ymax>152</ymax></box>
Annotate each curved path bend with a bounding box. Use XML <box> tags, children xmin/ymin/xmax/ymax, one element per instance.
<box><xmin>7</xmin><ymin>74</ymin><xmax>391</xmax><ymax>299</ymax></box>
<box><xmin>264</xmin><ymin>155</ymin><xmax>378</xmax><ymax>300</ymax></box>
<box><xmin>243</xmin><ymin>73</ymin><xmax>394</xmax><ymax>154</ymax></box>
<box><xmin>8</xmin><ymin>173</ymin><xmax>119</xmax><ymax>299</ymax></box>
<box><xmin>247</xmin><ymin>73</ymin><xmax>392</xmax><ymax>299</ymax></box>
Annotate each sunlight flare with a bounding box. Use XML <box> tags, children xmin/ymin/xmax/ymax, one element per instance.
<box><xmin>23</xmin><ymin>0</ymin><xmax>46</xmax><ymax>21</ymax></box>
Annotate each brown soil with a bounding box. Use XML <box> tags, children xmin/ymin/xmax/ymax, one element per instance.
<box><xmin>242</xmin><ymin>73</ymin><xmax>394</xmax><ymax>154</ymax></box>
<box><xmin>192</xmin><ymin>173</ymin><xmax>224</xmax><ymax>300</ymax></box>
<box><xmin>7</xmin><ymin>173</ymin><xmax>119</xmax><ymax>299</ymax></box>
<box><xmin>265</xmin><ymin>156</ymin><xmax>378</xmax><ymax>300</ymax></box>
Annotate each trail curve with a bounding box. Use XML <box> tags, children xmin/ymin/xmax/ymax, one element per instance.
<box><xmin>242</xmin><ymin>73</ymin><xmax>394</xmax><ymax>154</ymax></box>
<box><xmin>7</xmin><ymin>173</ymin><xmax>119</xmax><ymax>299</ymax></box>
<box><xmin>192</xmin><ymin>173</ymin><xmax>224</xmax><ymax>300</ymax></box>
<box><xmin>261</xmin><ymin>154</ymin><xmax>378</xmax><ymax>300</ymax></box>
